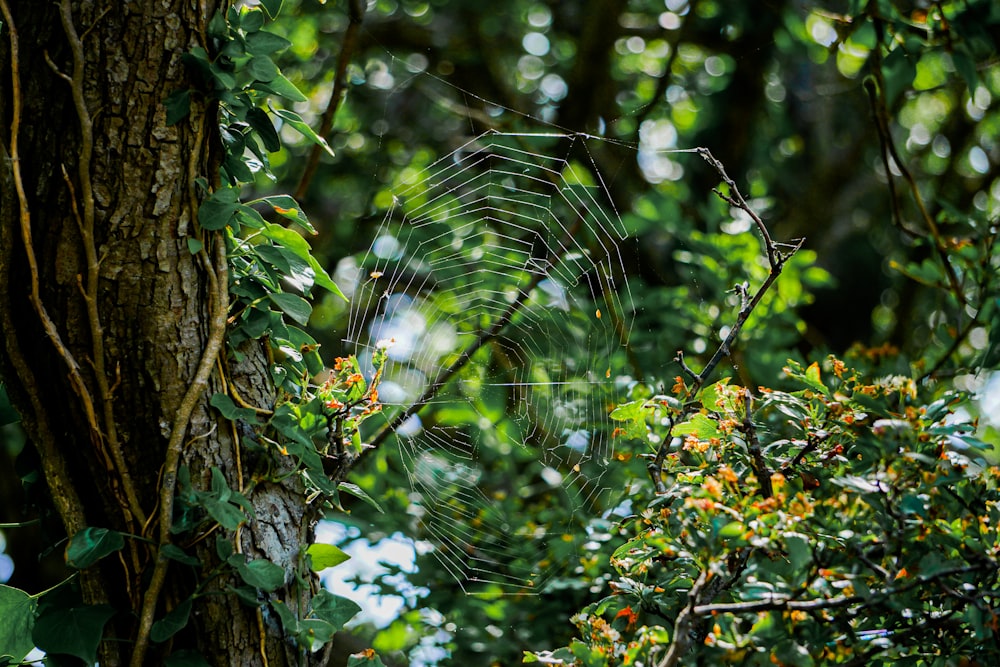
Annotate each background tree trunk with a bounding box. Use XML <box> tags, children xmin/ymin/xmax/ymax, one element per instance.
<box><xmin>0</xmin><ymin>2</ymin><xmax>317</xmax><ymax>664</ymax></box>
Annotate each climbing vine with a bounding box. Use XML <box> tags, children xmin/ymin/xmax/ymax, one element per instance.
<box><xmin>1</xmin><ymin>2</ymin><xmax>387</xmax><ymax>665</ymax></box>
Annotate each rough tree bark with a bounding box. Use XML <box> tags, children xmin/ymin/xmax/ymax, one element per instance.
<box><xmin>0</xmin><ymin>2</ymin><xmax>318</xmax><ymax>665</ymax></box>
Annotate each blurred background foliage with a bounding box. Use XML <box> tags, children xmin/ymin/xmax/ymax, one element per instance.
<box><xmin>2</xmin><ymin>0</ymin><xmax>998</xmax><ymax>664</ymax></box>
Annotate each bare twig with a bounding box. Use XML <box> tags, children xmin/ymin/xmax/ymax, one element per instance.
<box><xmin>673</xmin><ymin>148</ymin><xmax>804</xmax><ymax>394</ymax></box>
<box><xmin>359</xmin><ymin>271</ymin><xmax>545</xmax><ymax>461</ymax></box>
<box><xmin>293</xmin><ymin>0</ymin><xmax>365</xmax><ymax>200</ymax></box>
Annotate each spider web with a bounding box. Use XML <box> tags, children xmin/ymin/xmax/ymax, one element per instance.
<box><xmin>343</xmin><ymin>130</ymin><xmax>636</xmax><ymax>593</ymax></box>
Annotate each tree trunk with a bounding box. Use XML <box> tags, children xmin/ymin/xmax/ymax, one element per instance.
<box><xmin>0</xmin><ymin>2</ymin><xmax>318</xmax><ymax>665</ymax></box>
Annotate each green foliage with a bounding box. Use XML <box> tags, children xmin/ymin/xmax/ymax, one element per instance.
<box><xmin>64</xmin><ymin>526</ymin><xmax>125</xmax><ymax>569</ymax></box>
<box><xmin>533</xmin><ymin>352</ymin><xmax>999</xmax><ymax>664</ymax></box>
<box><xmin>0</xmin><ymin>585</ymin><xmax>35</xmax><ymax>664</ymax></box>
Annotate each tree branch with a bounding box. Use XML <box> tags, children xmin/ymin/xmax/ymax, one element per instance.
<box><xmin>655</xmin><ymin>569</ymin><xmax>709</xmax><ymax>667</ymax></box>
<box><xmin>673</xmin><ymin>147</ymin><xmax>804</xmax><ymax>393</ymax></box>
<box><xmin>293</xmin><ymin>0</ymin><xmax>365</xmax><ymax>201</ymax></box>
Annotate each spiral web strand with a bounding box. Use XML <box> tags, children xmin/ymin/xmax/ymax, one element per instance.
<box><xmin>343</xmin><ymin>130</ymin><xmax>636</xmax><ymax>592</ymax></box>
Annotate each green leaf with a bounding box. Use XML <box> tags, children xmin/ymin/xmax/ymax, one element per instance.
<box><xmin>0</xmin><ymin>585</ymin><xmax>36</xmax><ymax>664</ymax></box>
<box><xmin>699</xmin><ymin>377</ymin><xmax>735</xmax><ymax>413</ymax></box>
<box><xmin>261</xmin><ymin>223</ymin><xmax>343</xmax><ymax>298</ymax></box>
<box><xmin>229</xmin><ymin>584</ymin><xmax>263</xmax><ymax>608</ymax></box>
<box><xmin>952</xmin><ymin>49</ymin><xmax>979</xmax><ymax>93</ymax></box>
<box><xmin>32</xmin><ymin>603</ymin><xmax>116</xmax><ymax>665</ymax></box>
<box><xmin>261</xmin><ymin>223</ymin><xmax>313</xmax><ymax>263</ymax></box>
<box><xmin>201</xmin><ymin>495</ymin><xmax>246</xmax><ymax>530</ymax></box>
<box><xmin>269</xmin><ymin>292</ymin><xmax>313</xmax><ymax>326</ymax></box>
<box><xmin>246</xmin><ymin>107</ymin><xmax>280</xmax><ymax>152</ymax></box>
<box><xmin>247</xmin><ymin>55</ymin><xmax>279</xmax><ymax>83</ymax></box>
<box><xmin>306</xmin><ymin>543</ymin><xmax>351</xmax><ymax>572</ymax></box>
<box><xmin>250</xmin><ymin>195</ymin><xmax>316</xmax><ymax>234</ymax></box>
<box><xmin>199</xmin><ymin>187</ymin><xmax>240</xmax><ymax>230</ymax></box>
<box><xmin>246</xmin><ymin>30</ymin><xmax>292</xmax><ymax>56</ymax></box>
<box><xmin>312</xmin><ymin>590</ymin><xmax>361</xmax><ymax>630</ymax></box>
<box><xmin>294</xmin><ymin>618</ymin><xmax>336</xmax><ymax>652</ymax></box>
<box><xmin>65</xmin><ymin>527</ymin><xmax>125</xmax><ymax>569</ymax></box>
<box><xmin>164</xmin><ymin>89</ymin><xmax>191</xmax><ymax>126</ymax></box>
<box><xmin>338</xmin><ymin>482</ymin><xmax>385</xmax><ymax>514</ymax></box>
<box><xmin>256</xmin><ymin>75</ymin><xmax>308</xmax><ymax>102</ymax></box>
<box><xmin>161</xmin><ymin>544</ymin><xmax>201</xmax><ymax>567</ymax></box>
<box><xmin>717</xmin><ymin>521</ymin><xmax>744</xmax><ymax>539</ymax></box>
<box><xmin>259</xmin><ymin>0</ymin><xmax>283</xmax><ymax>19</ymax></box>
<box><xmin>210</xmin><ymin>467</ymin><xmax>232</xmax><ymax>502</ymax></box>
<box><xmin>271</xmin><ymin>599</ymin><xmax>299</xmax><ymax>633</ymax></box>
<box><xmin>234</xmin><ymin>558</ymin><xmax>286</xmax><ymax>592</ymax></box>
<box><xmin>609</xmin><ymin>399</ymin><xmax>652</xmax><ymax>440</ymax></box>
<box><xmin>240</xmin><ymin>7</ymin><xmax>265</xmax><ymax>32</ymax></box>
<box><xmin>216</xmin><ymin>534</ymin><xmax>234</xmax><ymax>560</ymax></box>
<box><xmin>150</xmin><ymin>599</ymin><xmax>192</xmax><ymax>643</ymax></box>
<box><xmin>270</xmin><ymin>107</ymin><xmax>335</xmax><ymax>157</ymax></box>
<box><xmin>186</xmin><ymin>237</ymin><xmax>203</xmax><ymax>255</ymax></box>
<box><xmin>210</xmin><ymin>393</ymin><xmax>258</xmax><ymax>421</ymax></box>
<box><xmin>882</xmin><ymin>45</ymin><xmax>916</xmax><ymax>107</ymax></box>
<box><xmin>165</xmin><ymin>649</ymin><xmax>213</xmax><ymax>667</ymax></box>
<box><xmin>672</xmin><ymin>413</ymin><xmax>723</xmax><ymax>441</ymax></box>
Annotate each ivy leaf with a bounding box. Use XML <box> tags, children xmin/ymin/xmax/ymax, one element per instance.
<box><xmin>240</xmin><ymin>7</ymin><xmax>265</xmax><ymax>32</ymax></box>
<box><xmin>247</xmin><ymin>55</ymin><xmax>279</xmax><ymax>83</ymax></box>
<box><xmin>198</xmin><ymin>187</ymin><xmax>240</xmax><ymax>230</ymax></box>
<box><xmin>311</xmin><ymin>589</ymin><xmax>361</xmax><ymax>630</ymax></box>
<box><xmin>256</xmin><ymin>75</ymin><xmax>308</xmax><ymax>103</ymax></box>
<box><xmin>246</xmin><ymin>30</ymin><xmax>292</xmax><ymax>56</ymax></box>
<box><xmin>164</xmin><ymin>89</ymin><xmax>191</xmax><ymax>126</ymax></box>
<box><xmin>0</xmin><ymin>585</ymin><xmax>36</xmax><ymax>664</ymax></box>
<box><xmin>65</xmin><ymin>527</ymin><xmax>125</xmax><ymax>569</ymax></box>
<box><xmin>270</xmin><ymin>106</ymin><xmax>335</xmax><ymax>157</ymax></box>
<box><xmin>233</xmin><ymin>558</ymin><xmax>286</xmax><ymax>592</ymax></box>
<box><xmin>952</xmin><ymin>49</ymin><xmax>979</xmax><ymax>93</ymax></box>
<box><xmin>214</xmin><ymin>539</ymin><xmax>234</xmax><ymax>566</ymax></box>
<box><xmin>32</xmin><ymin>603</ymin><xmax>116</xmax><ymax>665</ymax></box>
<box><xmin>269</xmin><ymin>292</ymin><xmax>313</xmax><ymax>326</ymax></box>
<box><xmin>210</xmin><ymin>467</ymin><xmax>232</xmax><ymax>503</ymax></box>
<box><xmin>306</xmin><ymin>543</ymin><xmax>351</xmax><ymax>572</ymax></box>
<box><xmin>250</xmin><ymin>194</ymin><xmax>316</xmax><ymax>234</ymax></box>
<box><xmin>161</xmin><ymin>544</ymin><xmax>201</xmax><ymax>567</ymax></box>
<box><xmin>150</xmin><ymin>599</ymin><xmax>192</xmax><ymax>643</ymax></box>
<box><xmin>338</xmin><ymin>482</ymin><xmax>384</xmax><ymax>514</ymax></box>
<box><xmin>210</xmin><ymin>393</ymin><xmax>258</xmax><ymax>421</ymax></box>
<box><xmin>261</xmin><ymin>223</ymin><xmax>343</xmax><ymax>299</ymax></box>
<box><xmin>228</xmin><ymin>585</ymin><xmax>263</xmax><ymax>608</ymax></box>
<box><xmin>271</xmin><ymin>599</ymin><xmax>299</xmax><ymax>633</ymax></box>
<box><xmin>246</xmin><ymin>107</ymin><xmax>280</xmax><ymax>152</ymax></box>
<box><xmin>297</xmin><ymin>619</ymin><xmax>336</xmax><ymax>653</ymax></box>
<box><xmin>200</xmin><ymin>496</ymin><xmax>246</xmax><ymax>530</ymax></box>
